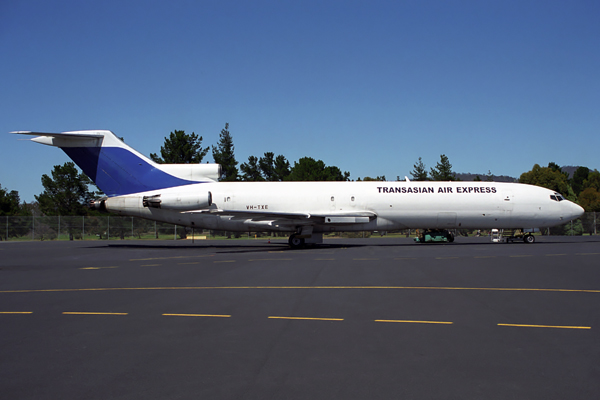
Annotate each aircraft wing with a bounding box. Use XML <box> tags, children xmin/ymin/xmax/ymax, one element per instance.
<box><xmin>184</xmin><ymin>209</ymin><xmax>377</xmax><ymax>225</ymax></box>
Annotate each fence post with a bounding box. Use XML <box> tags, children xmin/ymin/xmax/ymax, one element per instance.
<box><xmin>174</xmin><ymin>225</ymin><xmax>177</xmax><ymax>240</ymax></box>
<box><xmin>571</xmin><ymin>220</ymin><xmax>573</xmax><ymax>236</ymax></box>
<box><xmin>108</xmin><ymin>216</ymin><xmax>110</xmax><ymax>240</ymax></box>
<box><xmin>131</xmin><ymin>217</ymin><xmax>134</xmax><ymax>239</ymax></box>
<box><xmin>32</xmin><ymin>216</ymin><xmax>35</xmax><ymax>241</ymax></box>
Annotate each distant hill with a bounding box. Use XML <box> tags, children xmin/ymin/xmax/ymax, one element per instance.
<box><xmin>454</xmin><ymin>173</ymin><xmax>517</xmax><ymax>182</ymax></box>
<box><xmin>560</xmin><ymin>166</ymin><xmax>580</xmax><ymax>179</ymax></box>
<box><xmin>455</xmin><ymin>166</ymin><xmax>582</xmax><ymax>182</ymax></box>
<box><xmin>402</xmin><ymin>166</ymin><xmax>584</xmax><ymax>182</ymax></box>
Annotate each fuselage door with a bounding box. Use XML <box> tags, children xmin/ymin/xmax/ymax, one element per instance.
<box><xmin>502</xmin><ymin>190</ymin><xmax>514</xmax><ymax>211</ymax></box>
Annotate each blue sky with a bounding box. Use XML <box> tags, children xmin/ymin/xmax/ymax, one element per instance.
<box><xmin>1</xmin><ymin>0</ymin><xmax>598</xmax><ymax>202</ymax></box>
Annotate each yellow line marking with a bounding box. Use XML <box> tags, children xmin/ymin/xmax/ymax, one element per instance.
<box><xmin>268</xmin><ymin>316</ymin><xmax>344</xmax><ymax>321</ymax></box>
<box><xmin>163</xmin><ymin>313</ymin><xmax>231</xmax><ymax>318</ymax></box>
<box><xmin>62</xmin><ymin>312</ymin><xmax>128</xmax><ymax>315</ymax></box>
<box><xmin>3</xmin><ymin>286</ymin><xmax>600</xmax><ymax>294</ymax></box>
<box><xmin>79</xmin><ymin>266</ymin><xmax>119</xmax><ymax>270</ymax></box>
<box><xmin>375</xmin><ymin>319</ymin><xmax>453</xmax><ymax>325</ymax></box>
<box><xmin>0</xmin><ymin>311</ymin><xmax>33</xmax><ymax>314</ymax></box>
<box><xmin>130</xmin><ymin>255</ymin><xmax>213</xmax><ymax>261</ymax></box>
<box><xmin>498</xmin><ymin>323</ymin><xmax>591</xmax><ymax>330</ymax></box>
<box><xmin>214</xmin><ymin>260</ymin><xmax>236</xmax><ymax>263</ymax></box>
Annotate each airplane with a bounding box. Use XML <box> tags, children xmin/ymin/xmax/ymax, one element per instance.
<box><xmin>13</xmin><ymin>130</ymin><xmax>584</xmax><ymax>248</ymax></box>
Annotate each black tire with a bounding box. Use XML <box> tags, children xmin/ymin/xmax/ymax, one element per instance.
<box><xmin>524</xmin><ymin>234</ymin><xmax>535</xmax><ymax>244</ymax></box>
<box><xmin>288</xmin><ymin>234</ymin><xmax>305</xmax><ymax>249</ymax></box>
<box><xmin>447</xmin><ymin>232</ymin><xmax>455</xmax><ymax>243</ymax></box>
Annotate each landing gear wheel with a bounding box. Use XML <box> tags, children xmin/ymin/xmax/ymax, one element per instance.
<box><xmin>288</xmin><ymin>234</ymin><xmax>305</xmax><ymax>249</ymax></box>
<box><xmin>446</xmin><ymin>232</ymin><xmax>455</xmax><ymax>243</ymax></box>
<box><xmin>523</xmin><ymin>234</ymin><xmax>535</xmax><ymax>244</ymax></box>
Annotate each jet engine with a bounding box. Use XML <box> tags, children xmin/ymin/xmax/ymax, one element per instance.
<box><xmin>142</xmin><ymin>192</ymin><xmax>212</xmax><ymax>211</ymax></box>
<box><xmin>90</xmin><ymin>197</ymin><xmax>107</xmax><ymax>211</ymax></box>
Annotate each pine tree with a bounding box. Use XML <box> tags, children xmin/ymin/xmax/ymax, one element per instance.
<box><xmin>150</xmin><ymin>130</ymin><xmax>209</xmax><ymax>164</ymax></box>
<box><xmin>410</xmin><ymin>157</ymin><xmax>429</xmax><ymax>181</ymax></box>
<box><xmin>286</xmin><ymin>157</ymin><xmax>349</xmax><ymax>181</ymax></box>
<box><xmin>430</xmin><ymin>154</ymin><xmax>456</xmax><ymax>181</ymax></box>
<box><xmin>35</xmin><ymin>162</ymin><xmax>96</xmax><ymax>216</ymax></box>
<box><xmin>240</xmin><ymin>155</ymin><xmax>264</xmax><ymax>181</ymax></box>
<box><xmin>211</xmin><ymin>123</ymin><xmax>239</xmax><ymax>181</ymax></box>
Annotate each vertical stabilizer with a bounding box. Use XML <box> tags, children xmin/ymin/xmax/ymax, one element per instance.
<box><xmin>12</xmin><ymin>130</ymin><xmax>218</xmax><ymax>196</ymax></box>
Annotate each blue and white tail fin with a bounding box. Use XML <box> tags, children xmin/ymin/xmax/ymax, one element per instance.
<box><xmin>12</xmin><ymin>130</ymin><xmax>220</xmax><ymax>197</ymax></box>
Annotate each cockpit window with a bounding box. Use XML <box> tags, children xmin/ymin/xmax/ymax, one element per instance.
<box><xmin>550</xmin><ymin>193</ymin><xmax>565</xmax><ymax>202</ymax></box>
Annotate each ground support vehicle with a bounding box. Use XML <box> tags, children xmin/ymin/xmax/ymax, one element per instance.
<box><xmin>494</xmin><ymin>229</ymin><xmax>536</xmax><ymax>244</ymax></box>
<box><xmin>414</xmin><ymin>229</ymin><xmax>455</xmax><ymax>243</ymax></box>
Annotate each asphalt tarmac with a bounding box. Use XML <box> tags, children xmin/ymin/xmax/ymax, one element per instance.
<box><xmin>1</xmin><ymin>235</ymin><xmax>600</xmax><ymax>399</ymax></box>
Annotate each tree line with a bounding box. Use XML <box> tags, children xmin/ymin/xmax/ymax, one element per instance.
<box><xmin>150</xmin><ymin>124</ymin><xmax>350</xmax><ymax>182</ymax></box>
<box><xmin>1</xmin><ymin>124</ymin><xmax>599</xmax><ymax>229</ymax></box>
<box><xmin>408</xmin><ymin>156</ymin><xmax>600</xmax><ymax>213</ymax></box>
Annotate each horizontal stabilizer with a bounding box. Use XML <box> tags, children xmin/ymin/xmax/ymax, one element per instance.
<box><xmin>11</xmin><ymin>131</ymin><xmax>105</xmax><ymax>138</ymax></box>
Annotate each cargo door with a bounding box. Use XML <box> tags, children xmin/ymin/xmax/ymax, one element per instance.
<box><xmin>437</xmin><ymin>212</ymin><xmax>457</xmax><ymax>228</ymax></box>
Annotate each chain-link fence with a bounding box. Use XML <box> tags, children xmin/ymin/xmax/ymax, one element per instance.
<box><xmin>0</xmin><ymin>213</ymin><xmax>598</xmax><ymax>241</ymax></box>
<box><xmin>0</xmin><ymin>216</ymin><xmax>197</xmax><ymax>241</ymax></box>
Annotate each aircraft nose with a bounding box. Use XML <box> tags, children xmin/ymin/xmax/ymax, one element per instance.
<box><xmin>568</xmin><ymin>201</ymin><xmax>585</xmax><ymax>220</ymax></box>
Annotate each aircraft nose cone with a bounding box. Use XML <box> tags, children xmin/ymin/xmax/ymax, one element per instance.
<box><xmin>569</xmin><ymin>202</ymin><xmax>585</xmax><ymax>220</ymax></box>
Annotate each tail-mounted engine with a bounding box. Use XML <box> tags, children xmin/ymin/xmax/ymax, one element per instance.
<box><xmin>89</xmin><ymin>197</ymin><xmax>107</xmax><ymax>212</ymax></box>
<box><xmin>142</xmin><ymin>192</ymin><xmax>212</xmax><ymax>211</ymax></box>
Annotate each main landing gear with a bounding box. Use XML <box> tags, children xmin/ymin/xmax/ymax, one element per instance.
<box><xmin>288</xmin><ymin>234</ymin><xmax>305</xmax><ymax>249</ymax></box>
<box><xmin>287</xmin><ymin>232</ymin><xmax>323</xmax><ymax>249</ymax></box>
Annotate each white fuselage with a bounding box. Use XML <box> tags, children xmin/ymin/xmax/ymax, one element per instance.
<box><xmin>104</xmin><ymin>181</ymin><xmax>583</xmax><ymax>232</ymax></box>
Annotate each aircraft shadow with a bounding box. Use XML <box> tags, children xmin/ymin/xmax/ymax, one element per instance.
<box><xmin>81</xmin><ymin>237</ymin><xmax>595</xmax><ymax>254</ymax></box>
